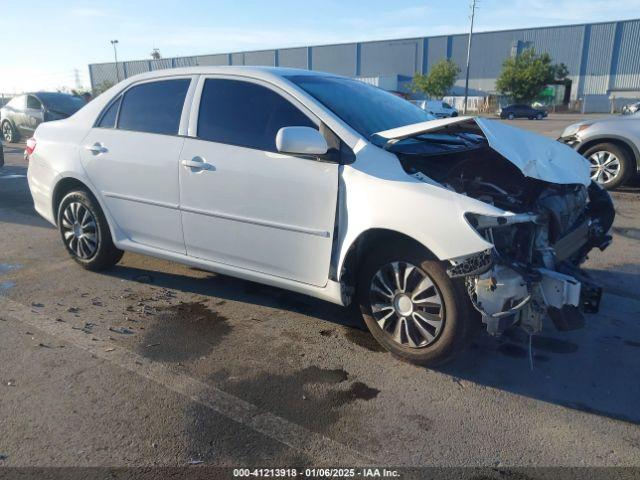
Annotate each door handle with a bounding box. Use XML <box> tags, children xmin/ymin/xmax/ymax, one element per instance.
<box><xmin>181</xmin><ymin>157</ymin><xmax>214</xmax><ymax>171</ymax></box>
<box><xmin>85</xmin><ymin>143</ymin><xmax>108</xmax><ymax>155</ymax></box>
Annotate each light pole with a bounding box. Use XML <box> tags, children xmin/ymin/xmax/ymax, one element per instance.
<box><xmin>462</xmin><ymin>0</ymin><xmax>477</xmax><ymax>115</ymax></box>
<box><xmin>110</xmin><ymin>39</ymin><xmax>120</xmax><ymax>82</ymax></box>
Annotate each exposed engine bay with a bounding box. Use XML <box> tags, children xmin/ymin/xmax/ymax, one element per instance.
<box><xmin>394</xmin><ymin>134</ymin><xmax>615</xmax><ymax>337</ymax></box>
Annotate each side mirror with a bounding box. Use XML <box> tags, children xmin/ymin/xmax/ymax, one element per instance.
<box><xmin>276</xmin><ymin>126</ymin><xmax>328</xmax><ymax>156</ymax></box>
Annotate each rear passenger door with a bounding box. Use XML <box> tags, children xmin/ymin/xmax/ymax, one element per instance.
<box><xmin>179</xmin><ymin>77</ymin><xmax>339</xmax><ymax>286</ymax></box>
<box><xmin>80</xmin><ymin>77</ymin><xmax>195</xmax><ymax>253</ymax></box>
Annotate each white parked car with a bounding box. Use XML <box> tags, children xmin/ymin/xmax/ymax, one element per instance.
<box><xmin>27</xmin><ymin>67</ymin><xmax>614</xmax><ymax>365</ymax></box>
<box><xmin>412</xmin><ymin>100</ymin><xmax>458</xmax><ymax>118</ymax></box>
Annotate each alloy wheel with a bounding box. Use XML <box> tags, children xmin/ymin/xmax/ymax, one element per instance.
<box><xmin>61</xmin><ymin>202</ymin><xmax>99</xmax><ymax>259</ymax></box>
<box><xmin>2</xmin><ymin>122</ymin><xmax>13</xmax><ymax>143</ymax></box>
<box><xmin>369</xmin><ymin>261</ymin><xmax>444</xmax><ymax>348</ymax></box>
<box><xmin>589</xmin><ymin>150</ymin><xmax>621</xmax><ymax>184</ymax></box>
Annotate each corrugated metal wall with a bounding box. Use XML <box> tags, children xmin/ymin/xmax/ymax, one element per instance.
<box><xmin>613</xmin><ymin>20</ymin><xmax>640</xmax><ymax>91</ymax></box>
<box><xmin>89</xmin><ymin>19</ymin><xmax>640</xmax><ymax>102</ymax></box>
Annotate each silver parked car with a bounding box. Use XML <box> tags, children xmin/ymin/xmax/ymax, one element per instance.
<box><xmin>621</xmin><ymin>101</ymin><xmax>640</xmax><ymax>116</ymax></box>
<box><xmin>559</xmin><ymin>116</ymin><xmax>640</xmax><ymax>189</ymax></box>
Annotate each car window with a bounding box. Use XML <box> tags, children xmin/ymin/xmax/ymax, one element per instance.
<box><xmin>197</xmin><ymin>78</ymin><xmax>316</xmax><ymax>152</ymax></box>
<box><xmin>97</xmin><ymin>96</ymin><xmax>122</xmax><ymax>128</ymax></box>
<box><xmin>27</xmin><ymin>96</ymin><xmax>42</xmax><ymax>110</ymax></box>
<box><xmin>37</xmin><ymin>93</ymin><xmax>85</xmax><ymax>115</ymax></box>
<box><xmin>442</xmin><ymin>103</ymin><xmax>452</xmax><ymax>109</ymax></box>
<box><xmin>287</xmin><ymin>75</ymin><xmax>434</xmax><ymax>139</ymax></box>
<box><xmin>118</xmin><ymin>79</ymin><xmax>190</xmax><ymax>135</ymax></box>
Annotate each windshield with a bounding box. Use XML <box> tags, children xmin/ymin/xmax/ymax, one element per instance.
<box><xmin>37</xmin><ymin>93</ymin><xmax>85</xmax><ymax>115</ymax></box>
<box><xmin>286</xmin><ymin>75</ymin><xmax>434</xmax><ymax>139</ymax></box>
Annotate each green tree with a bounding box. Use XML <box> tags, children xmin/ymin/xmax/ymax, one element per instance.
<box><xmin>92</xmin><ymin>80</ymin><xmax>114</xmax><ymax>96</ymax></box>
<box><xmin>412</xmin><ymin>59</ymin><xmax>460</xmax><ymax>98</ymax></box>
<box><xmin>496</xmin><ymin>48</ymin><xmax>566</xmax><ymax>103</ymax></box>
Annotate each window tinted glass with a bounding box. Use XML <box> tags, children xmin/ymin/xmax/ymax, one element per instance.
<box><xmin>97</xmin><ymin>96</ymin><xmax>121</xmax><ymax>128</ymax></box>
<box><xmin>118</xmin><ymin>79</ymin><xmax>190</xmax><ymax>135</ymax></box>
<box><xmin>197</xmin><ymin>79</ymin><xmax>316</xmax><ymax>151</ymax></box>
<box><xmin>27</xmin><ymin>96</ymin><xmax>42</xmax><ymax>109</ymax></box>
<box><xmin>37</xmin><ymin>93</ymin><xmax>84</xmax><ymax>115</ymax></box>
<box><xmin>287</xmin><ymin>75</ymin><xmax>434</xmax><ymax>139</ymax></box>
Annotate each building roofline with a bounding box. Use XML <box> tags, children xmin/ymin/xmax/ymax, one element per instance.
<box><xmin>88</xmin><ymin>17</ymin><xmax>640</xmax><ymax>68</ymax></box>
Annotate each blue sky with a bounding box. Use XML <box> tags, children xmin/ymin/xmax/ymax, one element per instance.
<box><xmin>2</xmin><ymin>0</ymin><xmax>640</xmax><ymax>92</ymax></box>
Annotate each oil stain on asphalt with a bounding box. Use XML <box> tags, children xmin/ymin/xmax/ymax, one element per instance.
<box><xmin>209</xmin><ymin>366</ymin><xmax>380</xmax><ymax>432</ymax></box>
<box><xmin>137</xmin><ymin>301</ymin><xmax>232</xmax><ymax>363</ymax></box>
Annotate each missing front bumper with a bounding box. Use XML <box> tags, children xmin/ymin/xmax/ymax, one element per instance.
<box><xmin>468</xmin><ymin>265</ymin><xmax>596</xmax><ymax>336</ymax></box>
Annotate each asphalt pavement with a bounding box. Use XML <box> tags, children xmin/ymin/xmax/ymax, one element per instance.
<box><xmin>1</xmin><ymin>115</ymin><xmax>639</xmax><ymax>469</ymax></box>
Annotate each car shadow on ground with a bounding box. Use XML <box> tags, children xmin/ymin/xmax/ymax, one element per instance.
<box><xmin>103</xmin><ymin>264</ymin><xmax>363</xmax><ymax>328</ymax></box>
<box><xmin>103</xmin><ymin>262</ymin><xmax>640</xmax><ymax>427</ymax></box>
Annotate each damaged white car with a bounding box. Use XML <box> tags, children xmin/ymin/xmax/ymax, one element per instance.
<box><xmin>26</xmin><ymin>67</ymin><xmax>615</xmax><ymax>365</ymax></box>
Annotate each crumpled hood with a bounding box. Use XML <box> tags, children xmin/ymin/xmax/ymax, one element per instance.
<box><xmin>372</xmin><ymin>116</ymin><xmax>591</xmax><ymax>186</ymax></box>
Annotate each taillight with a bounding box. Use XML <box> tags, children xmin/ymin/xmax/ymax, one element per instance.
<box><xmin>25</xmin><ymin>137</ymin><xmax>36</xmax><ymax>157</ymax></box>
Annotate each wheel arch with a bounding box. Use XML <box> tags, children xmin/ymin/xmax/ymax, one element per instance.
<box><xmin>51</xmin><ymin>175</ymin><xmax>113</xmax><ymax>228</ymax></box>
<box><xmin>337</xmin><ymin>228</ymin><xmax>438</xmax><ymax>291</ymax></box>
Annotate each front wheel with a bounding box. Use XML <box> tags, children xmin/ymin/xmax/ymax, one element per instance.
<box><xmin>507</xmin><ymin>113</ymin><xmax>515</xmax><ymax>120</ymax></box>
<box><xmin>58</xmin><ymin>190</ymin><xmax>123</xmax><ymax>270</ymax></box>
<box><xmin>356</xmin><ymin>241</ymin><xmax>476</xmax><ymax>366</ymax></box>
<box><xmin>584</xmin><ymin>142</ymin><xmax>633</xmax><ymax>190</ymax></box>
<box><xmin>536</xmin><ymin>113</ymin><xmax>543</xmax><ymax>120</ymax></box>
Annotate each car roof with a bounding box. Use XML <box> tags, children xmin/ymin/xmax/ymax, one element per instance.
<box><xmin>27</xmin><ymin>91</ymin><xmax>81</xmax><ymax>97</ymax></box>
<box><xmin>120</xmin><ymin>66</ymin><xmax>334</xmax><ymax>84</ymax></box>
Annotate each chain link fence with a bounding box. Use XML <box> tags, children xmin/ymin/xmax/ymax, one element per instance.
<box><xmin>89</xmin><ymin>55</ymin><xmax>207</xmax><ymax>93</ymax></box>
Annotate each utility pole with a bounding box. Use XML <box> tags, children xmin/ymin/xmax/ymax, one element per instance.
<box><xmin>73</xmin><ymin>68</ymin><xmax>82</xmax><ymax>90</ymax></box>
<box><xmin>111</xmin><ymin>39</ymin><xmax>120</xmax><ymax>82</ymax></box>
<box><xmin>463</xmin><ymin>0</ymin><xmax>477</xmax><ymax>115</ymax></box>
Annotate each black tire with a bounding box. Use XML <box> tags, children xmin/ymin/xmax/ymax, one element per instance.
<box><xmin>507</xmin><ymin>113</ymin><xmax>515</xmax><ymax>120</ymax></box>
<box><xmin>536</xmin><ymin>113</ymin><xmax>543</xmax><ymax>120</ymax></box>
<box><xmin>2</xmin><ymin>121</ymin><xmax>18</xmax><ymax>143</ymax></box>
<box><xmin>583</xmin><ymin>142</ymin><xmax>633</xmax><ymax>190</ymax></box>
<box><xmin>356</xmin><ymin>240</ymin><xmax>476</xmax><ymax>366</ymax></box>
<box><xmin>57</xmin><ymin>190</ymin><xmax>123</xmax><ymax>270</ymax></box>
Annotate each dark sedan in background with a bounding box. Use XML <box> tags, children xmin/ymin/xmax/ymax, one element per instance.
<box><xmin>1</xmin><ymin>92</ymin><xmax>85</xmax><ymax>143</ymax></box>
<box><xmin>499</xmin><ymin>104</ymin><xmax>548</xmax><ymax>120</ymax></box>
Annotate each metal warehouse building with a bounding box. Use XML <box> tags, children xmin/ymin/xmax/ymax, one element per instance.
<box><xmin>88</xmin><ymin>18</ymin><xmax>640</xmax><ymax>112</ymax></box>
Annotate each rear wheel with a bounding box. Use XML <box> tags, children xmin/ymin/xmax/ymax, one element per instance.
<box><xmin>584</xmin><ymin>142</ymin><xmax>633</xmax><ymax>190</ymax></box>
<box><xmin>2</xmin><ymin>121</ymin><xmax>17</xmax><ymax>143</ymax></box>
<box><xmin>536</xmin><ymin>113</ymin><xmax>543</xmax><ymax>120</ymax></box>
<box><xmin>356</xmin><ymin>240</ymin><xmax>476</xmax><ymax>366</ymax></box>
<box><xmin>57</xmin><ymin>190</ymin><xmax>123</xmax><ymax>270</ymax></box>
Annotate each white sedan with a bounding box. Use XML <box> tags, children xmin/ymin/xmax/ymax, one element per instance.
<box><xmin>26</xmin><ymin>67</ymin><xmax>614</xmax><ymax>365</ymax></box>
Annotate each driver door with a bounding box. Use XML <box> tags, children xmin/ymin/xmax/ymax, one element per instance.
<box><xmin>179</xmin><ymin>77</ymin><xmax>339</xmax><ymax>286</ymax></box>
